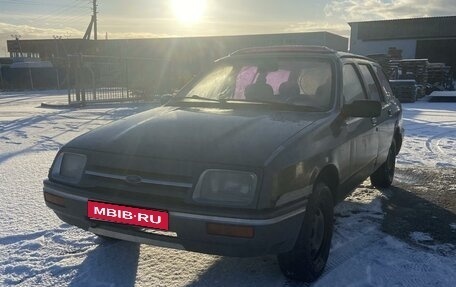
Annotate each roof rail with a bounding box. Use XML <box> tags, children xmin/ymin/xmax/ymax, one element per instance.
<box><xmin>230</xmin><ymin>45</ymin><xmax>336</xmax><ymax>56</ymax></box>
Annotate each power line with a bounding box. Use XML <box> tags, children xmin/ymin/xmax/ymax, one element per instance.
<box><xmin>27</xmin><ymin>0</ymin><xmax>89</xmax><ymax>25</ymax></box>
<box><xmin>0</xmin><ymin>0</ymin><xmax>86</xmax><ymax>9</ymax></box>
<box><xmin>3</xmin><ymin>0</ymin><xmax>97</xmax><ymax>39</ymax></box>
<box><xmin>61</xmin><ymin>11</ymin><xmax>91</xmax><ymax>25</ymax></box>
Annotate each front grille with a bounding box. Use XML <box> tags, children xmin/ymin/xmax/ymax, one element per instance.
<box><xmin>80</xmin><ymin>165</ymin><xmax>195</xmax><ymax>209</ymax></box>
<box><xmin>85</xmin><ymin>170</ymin><xmax>193</xmax><ymax>189</ymax></box>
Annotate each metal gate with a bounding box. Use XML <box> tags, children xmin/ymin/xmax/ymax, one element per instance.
<box><xmin>67</xmin><ymin>55</ymin><xmax>190</xmax><ymax>105</ymax></box>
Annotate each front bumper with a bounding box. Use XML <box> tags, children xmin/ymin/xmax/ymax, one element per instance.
<box><xmin>43</xmin><ymin>180</ymin><xmax>306</xmax><ymax>257</ymax></box>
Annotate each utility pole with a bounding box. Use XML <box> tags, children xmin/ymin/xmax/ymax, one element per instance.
<box><xmin>11</xmin><ymin>34</ymin><xmax>23</xmax><ymax>57</ymax></box>
<box><xmin>84</xmin><ymin>0</ymin><xmax>98</xmax><ymax>40</ymax></box>
<box><xmin>93</xmin><ymin>0</ymin><xmax>98</xmax><ymax>40</ymax></box>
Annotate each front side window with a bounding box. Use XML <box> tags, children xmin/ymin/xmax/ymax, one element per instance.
<box><xmin>343</xmin><ymin>64</ymin><xmax>367</xmax><ymax>104</ymax></box>
<box><xmin>359</xmin><ymin>64</ymin><xmax>382</xmax><ymax>102</ymax></box>
<box><xmin>374</xmin><ymin>66</ymin><xmax>394</xmax><ymax>101</ymax></box>
<box><xmin>182</xmin><ymin>58</ymin><xmax>334</xmax><ymax>111</ymax></box>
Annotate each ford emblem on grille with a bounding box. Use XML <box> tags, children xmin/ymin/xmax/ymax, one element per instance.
<box><xmin>125</xmin><ymin>175</ymin><xmax>142</xmax><ymax>184</ymax></box>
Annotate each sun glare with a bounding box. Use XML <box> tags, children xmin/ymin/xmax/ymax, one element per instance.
<box><xmin>171</xmin><ymin>0</ymin><xmax>206</xmax><ymax>24</ymax></box>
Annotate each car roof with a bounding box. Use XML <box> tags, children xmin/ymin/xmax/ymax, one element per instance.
<box><xmin>230</xmin><ymin>45</ymin><xmax>336</xmax><ymax>55</ymax></box>
<box><xmin>221</xmin><ymin>45</ymin><xmax>373</xmax><ymax>62</ymax></box>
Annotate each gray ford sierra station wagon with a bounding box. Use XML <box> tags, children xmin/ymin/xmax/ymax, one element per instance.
<box><xmin>43</xmin><ymin>46</ymin><xmax>403</xmax><ymax>282</ymax></box>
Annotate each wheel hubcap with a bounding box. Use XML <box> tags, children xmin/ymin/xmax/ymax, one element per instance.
<box><xmin>310</xmin><ymin>207</ymin><xmax>325</xmax><ymax>259</ymax></box>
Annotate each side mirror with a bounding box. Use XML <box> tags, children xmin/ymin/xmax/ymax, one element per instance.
<box><xmin>342</xmin><ymin>100</ymin><xmax>381</xmax><ymax>118</ymax></box>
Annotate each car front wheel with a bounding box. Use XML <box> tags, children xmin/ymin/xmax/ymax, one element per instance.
<box><xmin>277</xmin><ymin>182</ymin><xmax>334</xmax><ymax>282</ymax></box>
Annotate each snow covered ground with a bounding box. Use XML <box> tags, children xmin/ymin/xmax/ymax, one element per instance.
<box><xmin>0</xmin><ymin>91</ymin><xmax>455</xmax><ymax>286</ymax></box>
<box><xmin>397</xmin><ymin>100</ymin><xmax>456</xmax><ymax>168</ymax></box>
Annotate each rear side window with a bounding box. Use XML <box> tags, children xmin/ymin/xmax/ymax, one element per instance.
<box><xmin>374</xmin><ymin>66</ymin><xmax>394</xmax><ymax>100</ymax></box>
<box><xmin>343</xmin><ymin>64</ymin><xmax>367</xmax><ymax>104</ymax></box>
<box><xmin>359</xmin><ymin>64</ymin><xmax>382</xmax><ymax>102</ymax></box>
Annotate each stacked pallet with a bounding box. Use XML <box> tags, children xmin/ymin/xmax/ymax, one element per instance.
<box><xmin>389</xmin><ymin>60</ymin><xmax>401</xmax><ymax>80</ymax></box>
<box><xmin>397</xmin><ymin>59</ymin><xmax>429</xmax><ymax>97</ymax></box>
<box><xmin>427</xmin><ymin>63</ymin><xmax>451</xmax><ymax>86</ymax></box>
<box><xmin>387</xmin><ymin>47</ymin><xmax>403</xmax><ymax>79</ymax></box>
<box><xmin>367</xmin><ymin>54</ymin><xmax>393</xmax><ymax>77</ymax></box>
<box><xmin>387</xmin><ymin>47</ymin><xmax>403</xmax><ymax>60</ymax></box>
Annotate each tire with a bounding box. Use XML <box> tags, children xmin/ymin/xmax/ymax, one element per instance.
<box><xmin>370</xmin><ymin>140</ymin><xmax>396</xmax><ymax>188</ymax></box>
<box><xmin>277</xmin><ymin>182</ymin><xmax>334</xmax><ymax>282</ymax></box>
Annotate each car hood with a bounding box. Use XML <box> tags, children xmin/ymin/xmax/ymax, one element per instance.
<box><xmin>66</xmin><ymin>106</ymin><xmax>316</xmax><ymax>166</ymax></box>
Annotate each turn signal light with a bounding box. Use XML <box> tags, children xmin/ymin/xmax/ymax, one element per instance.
<box><xmin>44</xmin><ymin>192</ymin><xmax>66</xmax><ymax>207</ymax></box>
<box><xmin>207</xmin><ymin>223</ymin><xmax>254</xmax><ymax>238</ymax></box>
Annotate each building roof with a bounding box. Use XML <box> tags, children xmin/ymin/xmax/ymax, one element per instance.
<box><xmin>6</xmin><ymin>31</ymin><xmax>349</xmax><ymax>59</ymax></box>
<box><xmin>349</xmin><ymin>16</ymin><xmax>456</xmax><ymax>41</ymax></box>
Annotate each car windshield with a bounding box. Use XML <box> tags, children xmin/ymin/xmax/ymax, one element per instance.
<box><xmin>181</xmin><ymin>58</ymin><xmax>333</xmax><ymax>110</ymax></box>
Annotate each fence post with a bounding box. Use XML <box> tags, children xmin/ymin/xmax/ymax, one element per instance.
<box><xmin>125</xmin><ymin>58</ymin><xmax>129</xmax><ymax>98</ymax></box>
<box><xmin>28</xmin><ymin>67</ymin><xmax>34</xmax><ymax>90</ymax></box>
<box><xmin>56</xmin><ymin>67</ymin><xmax>60</xmax><ymax>89</ymax></box>
<box><xmin>90</xmin><ymin>64</ymin><xmax>96</xmax><ymax>101</ymax></box>
<box><xmin>81</xmin><ymin>55</ymin><xmax>86</xmax><ymax>105</ymax></box>
<box><xmin>0</xmin><ymin>65</ymin><xmax>4</xmax><ymax>90</ymax></box>
<box><xmin>76</xmin><ymin>55</ymin><xmax>82</xmax><ymax>103</ymax></box>
<box><xmin>121</xmin><ymin>58</ymin><xmax>125</xmax><ymax>98</ymax></box>
<box><xmin>67</xmin><ymin>56</ymin><xmax>71</xmax><ymax>104</ymax></box>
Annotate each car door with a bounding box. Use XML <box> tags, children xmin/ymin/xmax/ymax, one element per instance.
<box><xmin>341</xmin><ymin>62</ymin><xmax>379</xmax><ymax>178</ymax></box>
<box><xmin>358</xmin><ymin>61</ymin><xmax>389</xmax><ymax>168</ymax></box>
<box><xmin>372</xmin><ymin>65</ymin><xmax>397</xmax><ymax>166</ymax></box>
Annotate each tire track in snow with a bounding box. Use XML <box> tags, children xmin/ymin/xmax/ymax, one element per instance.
<box><xmin>282</xmin><ymin>231</ymin><xmax>386</xmax><ymax>287</ymax></box>
<box><xmin>425</xmin><ymin>129</ymin><xmax>456</xmax><ymax>167</ymax></box>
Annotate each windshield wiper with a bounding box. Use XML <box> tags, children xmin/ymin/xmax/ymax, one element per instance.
<box><xmin>185</xmin><ymin>95</ymin><xmax>221</xmax><ymax>102</ymax></box>
<box><xmin>168</xmin><ymin>95</ymin><xmax>226</xmax><ymax>106</ymax></box>
<box><xmin>223</xmin><ymin>99</ymin><xmax>321</xmax><ymax>111</ymax></box>
<box><xmin>172</xmin><ymin>96</ymin><xmax>320</xmax><ymax>111</ymax></box>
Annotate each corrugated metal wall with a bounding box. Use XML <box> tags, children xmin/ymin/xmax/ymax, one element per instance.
<box><xmin>416</xmin><ymin>39</ymin><xmax>456</xmax><ymax>78</ymax></box>
<box><xmin>355</xmin><ymin>16</ymin><xmax>456</xmax><ymax>41</ymax></box>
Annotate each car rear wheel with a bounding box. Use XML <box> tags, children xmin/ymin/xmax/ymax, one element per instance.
<box><xmin>370</xmin><ymin>140</ymin><xmax>396</xmax><ymax>188</ymax></box>
<box><xmin>277</xmin><ymin>182</ymin><xmax>334</xmax><ymax>282</ymax></box>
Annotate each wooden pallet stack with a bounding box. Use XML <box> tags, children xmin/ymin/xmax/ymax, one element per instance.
<box><xmin>388</xmin><ymin>60</ymin><xmax>401</xmax><ymax>80</ymax></box>
<box><xmin>367</xmin><ymin>54</ymin><xmax>393</xmax><ymax>77</ymax></box>
<box><xmin>367</xmin><ymin>48</ymin><xmax>404</xmax><ymax>79</ymax></box>
<box><xmin>397</xmin><ymin>59</ymin><xmax>429</xmax><ymax>97</ymax></box>
<box><xmin>427</xmin><ymin>63</ymin><xmax>451</xmax><ymax>86</ymax></box>
<box><xmin>387</xmin><ymin>47</ymin><xmax>403</xmax><ymax>60</ymax></box>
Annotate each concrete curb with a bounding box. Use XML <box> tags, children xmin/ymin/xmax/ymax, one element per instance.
<box><xmin>40</xmin><ymin>102</ymin><xmax>83</xmax><ymax>109</ymax></box>
<box><xmin>41</xmin><ymin>101</ymin><xmax>161</xmax><ymax>109</ymax></box>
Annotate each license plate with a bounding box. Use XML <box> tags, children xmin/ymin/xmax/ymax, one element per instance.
<box><xmin>87</xmin><ymin>200</ymin><xmax>169</xmax><ymax>230</ymax></box>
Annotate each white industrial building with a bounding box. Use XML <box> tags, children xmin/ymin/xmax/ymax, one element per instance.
<box><xmin>349</xmin><ymin>16</ymin><xmax>456</xmax><ymax>76</ymax></box>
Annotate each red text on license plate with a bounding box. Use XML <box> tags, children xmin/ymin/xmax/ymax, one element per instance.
<box><xmin>87</xmin><ymin>201</ymin><xmax>169</xmax><ymax>230</ymax></box>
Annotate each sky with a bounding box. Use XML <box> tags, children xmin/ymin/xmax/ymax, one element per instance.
<box><xmin>0</xmin><ymin>0</ymin><xmax>455</xmax><ymax>56</ymax></box>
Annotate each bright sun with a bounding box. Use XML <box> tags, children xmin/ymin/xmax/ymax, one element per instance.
<box><xmin>171</xmin><ymin>0</ymin><xmax>206</xmax><ymax>24</ymax></box>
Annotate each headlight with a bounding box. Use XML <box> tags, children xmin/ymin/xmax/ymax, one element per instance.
<box><xmin>193</xmin><ymin>169</ymin><xmax>257</xmax><ymax>206</ymax></box>
<box><xmin>51</xmin><ymin>152</ymin><xmax>87</xmax><ymax>183</ymax></box>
